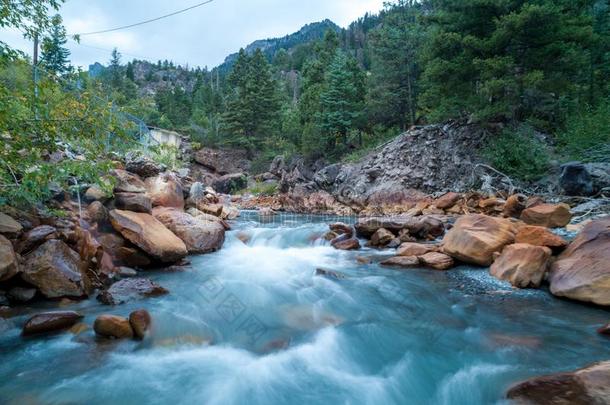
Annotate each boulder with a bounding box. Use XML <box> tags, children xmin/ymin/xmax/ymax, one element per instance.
<box><xmin>355</xmin><ymin>215</ymin><xmax>445</xmax><ymax>240</ymax></box>
<box><xmin>125</xmin><ymin>152</ymin><xmax>164</xmax><ymax>178</ymax></box>
<box><xmin>381</xmin><ymin>256</ymin><xmax>420</xmax><ymax>268</ymax></box>
<box><xmin>84</xmin><ymin>185</ymin><xmax>108</xmax><ymax>203</ymax></box>
<box><xmin>111</xmin><ymin>169</ymin><xmax>146</xmax><ymax>193</ymax></box>
<box><xmin>549</xmin><ymin>218</ymin><xmax>610</xmax><ymax>305</ymax></box>
<box><xmin>194</xmin><ymin>147</ymin><xmax>251</xmax><ymax>175</ymax></box>
<box><xmin>22</xmin><ymin>311</ymin><xmax>83</xmax><ymax>335</ymax></box>
<box><xmin>419</xmin><ymin>252</ymin><xmax>454</xmax><ymax>271</ymax></box>
<box><xmin>397</xmin><ymin>242</ymin><xmax>438</xmax><ymax>257</ymax></box>
<box><xmin>329</xmin><ymin>222</ymin><xmax>353</xmax><ymax>236</ymax></box>
<box><xmin>0</xmin><ymin>235</ymin><xmax>19</xmax><ymax>281</ymax></box>
<box><xmin>442</xmin><ymin>214</ymin><xmax>517</xmax><ymax>266</ymax></box>
<box><xmin>22</xmin><ymin>240</ymin><xmax>90</xmax><ymax>298</ymax></box>
<box><xmin>559</xmin><ymin>162</ymin><xmax>593</xmax><ymax>196</ymax></box>
<box><xmin>434</xmin><ymin>192</ymin><xmax>462</xmax><ymax>210</ymax></box>
<box><xmin>152</xmin><ymin>207</ymin><xmax>225</xmax><ymax>254</ymax></box>
<box><xmin>86</xmin><ymin>201</ymin><xmax>109</xmax><ymax>227</ymax></box>
<box><xmin>515</xmin><ymin>225</ymin><xmax>568</xmax><ymax>252</ymax></box>
<box><xmin>370</xmin><ymin>228</ymin><xmax>395</xmax><ymax>247</ymax></box>
<box><xmin>109</xmin><ymin>210</ymin><xmax>187</xmax><ymax>263</ymax></box>
<box><xmin>521</xmin><ymin>203</ymin><xmax>572</xmax><ymax>228</ymax></box>
<box><xmin>17</xmin><ymin>225</ymin><xmax>57</xmax><ymax>254</ymax></box>
<box><xmin>145</xmin><ymin>173</ymin><xmax>184</xmax><ymax>209</ymax></box>
<box><xmin>507</xmin><ymin>361</ymin><xmax>610</xmax><ymax>404</ymax></box>
<box><xmin>98</xmin><ymin>278</ymin><xmax>168</xmax><ymax>305</ymax></box>
<box><xmin>93</xmin><ymin>315</ymin><xmax>134</xmax><ymax>339</ymax></box>
<box><xmin>114</xmin><ymin>192</ymin><xmax>152</xmax><ymax>213</ymax></box>
<box><xmin>221</xmin><ymin>205</ymin><xmax>240</xmax><ymax>220</ymax></box>
<box><xmin>129</xmin><ymin>309</ymin><xmax>152</xmax><ymax>340</ymax></box>
<box><xmin>490</xmin><ymin>244</ymin><xmax>552</xmax><ymax>288</ymax></box>
<box><xmin>186</xmin><ymin>208</ymin><xmax>231</xmax><ymax>230</ymax></box>
<box><xmin>503</xmin><ymin>194</ymin><xmax>527</xmax><ymax>218</ymax></box>
<box><xmin>0</xmin><ymin>212</ymin><xmax>23</xmax><ymax>236</ymax></box>
<box><xmin>212</xmin><ymin>173</ymin><xmax>247</xmax><ymax>194</ymax></box>
<box><xmin>332</xmin><ymin>237</ymin><xmax>360</xmax><ymax>251</ymax></box>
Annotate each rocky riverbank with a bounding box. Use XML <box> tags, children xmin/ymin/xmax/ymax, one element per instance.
<box><xmin>0</xmin><ymin>152</ymin><xmax>241</xmax><ymax>337</ymax></box>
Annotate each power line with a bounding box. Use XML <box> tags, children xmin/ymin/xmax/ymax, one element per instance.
<box><xmin>72</xmin><ymin>0</ymin><xmax>215</xmax><ymax>37</ymax></box>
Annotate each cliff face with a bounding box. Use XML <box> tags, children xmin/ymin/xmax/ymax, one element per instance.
<box><xmin>276</xmin><ymin>121</ymin><xmax>491</xmax><ymax>211</ymax></box>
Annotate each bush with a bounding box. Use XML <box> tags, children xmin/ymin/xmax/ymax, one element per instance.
<box><xmin>246</xmin><ymin>181</ymin><xmax>278</xmax><ymax>196</ymax></box>
<box><xmin>482</xmin><ymin>126</ymin><xmax>550</xmax><ymax>181</ymax></box>
<box><xmin>556</xmin><ymin>101</ymin><xmax>610</xmax><ymax>162</ymax></box>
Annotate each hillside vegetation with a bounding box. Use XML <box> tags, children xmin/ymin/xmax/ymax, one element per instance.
<box><xmin>1</xmin><ymin>0</ymin><xmax>609</xmax><ymax>209</ymax></box>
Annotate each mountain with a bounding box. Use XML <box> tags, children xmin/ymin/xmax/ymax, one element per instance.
<box><xmin>219</xmin><ymin>19</ymin><xmax>341</xmax><ymax>71</ymax></box>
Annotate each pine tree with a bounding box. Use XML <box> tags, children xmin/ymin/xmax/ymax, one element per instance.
<box><xmin>320</xmin><ymin>51</ymin><xmax>365</xmax><ymax>150</ymax></box>
<box><xmin>109</xmin><ymin>48</ymin><xmax>123</xmax><ymax>89</ymax></box>
<box><xmin>40</xmin><ymin>14</ymin><xmax>70</xmax><ymax>75</ymax></box>
<box><xmin>368</xmin><ymin>1</ymin><xmax>423</xmax><ymax>130</ymax></box>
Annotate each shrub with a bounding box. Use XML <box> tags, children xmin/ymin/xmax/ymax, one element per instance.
<box><xmin>556</xmin><ymin>101</ymin><xmax>610</xmax><ymax>162</ymax></box>
<box><xmin>482</xmin><ymin>125</ymin><xmax>550</xmax><ymax>181</ymax></box>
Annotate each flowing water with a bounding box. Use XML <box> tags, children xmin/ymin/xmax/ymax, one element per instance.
<box><xmin>0</xmin><ymin>212</ymin><xmax>608</xmax><ymax>404</ymax></box>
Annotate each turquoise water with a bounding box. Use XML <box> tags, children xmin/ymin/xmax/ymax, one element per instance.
<box><xmin>0</xmin><ymin>212</ymin><xmax>608</xmax><ymax>404</ymax></box>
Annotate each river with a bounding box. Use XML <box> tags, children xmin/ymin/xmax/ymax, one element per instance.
<box><xmin>0</xmin><ymin>212</ymin><xmax>608</xmax><ymax>404</ymax></box>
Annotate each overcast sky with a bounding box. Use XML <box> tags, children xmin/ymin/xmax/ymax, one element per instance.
<box><xmin>3</xmin><ymin>0</ymin><xmax>386</xmax><ymax>69</ymax></box>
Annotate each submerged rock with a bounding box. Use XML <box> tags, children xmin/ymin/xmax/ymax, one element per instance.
<box><xmin>507</xmin><ymin>361</ymin><xmax>610</xmax><ymax>404</ymax></box>
<box><xmin>315</xmin><ymin>268</ymin><xmax>347</xmax><ymax>280</ymax></box>
<box><xmin>22</xmin><ymin>311</ymin><xmax>83</xmax><ymax>336</ymax></box>
<box><xmin>381</xmin><ymin>256</ymin><xmax>420</xmax><ymax>268</ymax></box>
<box><xmin>549</xmin><ymin>218</ymin><xmax>610</xmax><ymax>305</ymax></box>
<box><xmin>22</xmin><ymin>240</ymin><xmax>90</xmax><ymax>298</ymax></box>
<box><xmin>94</xmin><ymin>314</ymin><xmax>134</xmax><ymax>339</ymax></box>
<box><xmin>442</xmin><ymin>214</ymin><xmax>517</xmax><ymax>266</ymax></box>
<box><xmin>490</xmin><ymin>243</ymin><xmax>552</xmax><ymax>288</ymax></box>
<box><xmin>98</xmin><ymin>278</ymin><xmax>168</xmax><ymax>305</ymax></box>
<box><xmin>521</xmin><ymin>203</ymin><xmax>572</xmax><ymax>228</ymax></box>
<box><xmin>129</xmin><ymin>309</ymin><xmax>152</xmax><ymax>340</ymax></box>
<box><xmin>109</xmin><ymin>209</ymin><xmax>187</xmax><ymax>263</ymax></box>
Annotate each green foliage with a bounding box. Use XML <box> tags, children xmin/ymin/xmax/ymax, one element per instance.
<box><xmin>246</xmin><ymin>181</ymin><xmax>279</xmax><ymax>196</ymax></box>
<box><xmin>147</xmin><ymin>144</ymin><xmax>182</xmax><ymax>170</ymax></box>
<box><xmin>557</xmin><ymin>101</ymin><xmax>610</xmax><ymax>162</ymax></box>
<box><xmin>482</xmin><ymin>126</ymin><xmax>551</xmax><ymax>181</ymax></box>
<box><xmin>40</xmin><ymin>14</ymin><xmax>71</xmax><ymax>75</ymax></box>
<box><xmin>223</xmin><ymin>49</ymin><xmax>281</xmax><ymax>151</ymax></box>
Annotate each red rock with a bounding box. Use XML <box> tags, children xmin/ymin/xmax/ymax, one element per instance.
<box><xmin>22</xmin><ymin>311</ymin><xmax>83</xmax><ymax>335</ymax></box>
<box><xmin>503</xmin><ymin>194</ymin><xmax>527</xmax><ymax>218</ymax></box>
<box><xmin>17</xmin><ymin>225</ymin><xmax>57</xmax><ymax>254</ymax></box>
<box><xmin>549</xmin><ymin>218</ymin><xmax>610</xmax><ymax>305</ymax></box>
<box><xmin>94</xmin><ymin>315</ymin><xmax>134</xmax><ymax>339</ymax></box>
<box><xmin>490</xmin><ymin>243</ymin><xmax>552</xmax><ymax>288</ymax></box>
<box><xmin>397</xmin><ymin>242</ymin><xmax>438</xmax><ymax>257</ymax></box>
<box><xmin>521</xmin><ymin>203</ymin><xmax>572</xmax><ymax>228</ymax></box>
<box><xmin>419</xmin><ymin>252</ymin><xmax>454</xmax><ymax>270</ymax></box>
<box><xmin>109</xmin><ymin>209</ymin><xmax>187</xmax><ymax>263</ymax></box>
<box><xmin>153</xmin><ymin>207</ymin><xmax>225</xmax><ymax>254</ymax></box>
<box><xmin>22</xmin><ymin>240</ymin><xmax>90</xmax><ymax>298</ymax></box>
<box><xmin>332</xmin><ymin>237</ymin><xmax>360</xmax><ymax>251</ymax></box>
<box><xmin>370</xmin><ymin>228</ymin><xmax>395</xmax><ymax>247</ymax></box>
<box><xmin>381</xmin><ymin>256</ymin><xmax>420</xmax><ymax>268</ymax></box>
<box><xmin>0</xmin><ymin>235</ymin><xmax>19</xmax><ymax>282</ymax></box>
<box><xmin>129</xmin><ymin>309</ymin><xmax>152</xmax><ymax>340</ymax></box>
<box><xmin>329</xmin><ymin>222</ymin><xmax>353</xmax><ymax>236</ymax></box>
<box><xmin>507</xmin><ymin>361</ymin><xmax>610</xmax><ymax>404</ymax></box>
<box><xmin>111</xmin><ymin>169</ymin><xmax>146</xmax><ymax>193</ymax></box>
<box><xmin>434</xmin><ymin>192</ymin><xmax>462</xmax><ymax>210</ymax></box>
<box><xmin>145</xmin><ymin>173</ymin><xmax>184</xmax><ymax>209</ymax></box>
<box><xmin>114</xmin><ymin>192</ymin><xmax>152</xmax><ymax>213</ymax></box>
<box><xmin>515</xmin><ymin>225</ymin><xmax>568</xmax><ymax>251</ymax></box>
<box><xmin>442</xmin><ymin>214</ymin><xmax>517</xmax><ymax>266</ymax></box>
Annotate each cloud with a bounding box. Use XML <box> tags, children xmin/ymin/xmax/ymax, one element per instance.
<box><xmin>2</xmin><ymin>0</ymin><xmax>387</xmax><ymax>68</ymax></box>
